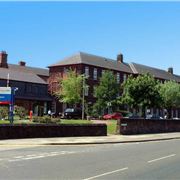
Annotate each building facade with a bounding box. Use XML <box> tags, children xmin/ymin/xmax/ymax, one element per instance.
<box><xmin>0</xmin><ymin>51</ymin><xmax>52</xmax><ymax>116</ymax></box>
<box><xmin>48</xmin><ymin>52</ymin><xmax>180</xmax><ymax>118</ymax></box>
<box><xmin>1</xmin><ymin>50</ymin><xmax>179</xmax><ymax>118</ymax></box>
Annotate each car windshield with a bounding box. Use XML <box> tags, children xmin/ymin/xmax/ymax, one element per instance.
<box><xmin>65</xmin><ymin>108</ymin><xmax>74</xmax><ymax>112</ymax></box>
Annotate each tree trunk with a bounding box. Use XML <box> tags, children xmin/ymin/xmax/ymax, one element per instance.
<box><xmin>167</xmin><ymin>108</ymin><xmax>172</xmax><ymax>119</ymax></box>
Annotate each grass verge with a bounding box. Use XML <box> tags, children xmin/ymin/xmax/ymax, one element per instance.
<box><xmin>107</xmin><ymin>120</ymin><xmax>117</xmax><ymax>135</ymax></box>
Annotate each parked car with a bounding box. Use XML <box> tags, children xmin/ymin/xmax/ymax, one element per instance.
<box><xmin>146</xmin><ymin>114</ymin><xmax>163</xmax><ymax>120</ymax></box>
<box><xmin>51</xmin><ymin>112</ymin><xmax>62</xmax><ymax>118</ymax></box>
<box><xmin>124</xmin><ymin>113</ymin><xmax>142</xmax><ymax>119</ymax></box>
<box><xmin>103</xmin><ymin>112</ymin><xmax>123</xmax><ymax>120</ymax></box>
<box><xmin>63</xmin><ymin>108</ymin><xmax>82</xmax><ymax>119</ymax></box>
<box><xmin>173</xmin><ymin>117</ymin><xmax>180</xmax><ymax>120</ymax></box>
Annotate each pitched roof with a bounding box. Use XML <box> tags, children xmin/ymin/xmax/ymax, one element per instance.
<box><xmin>49</xmin><ymin>52</ymin><xmax>133</xmax><ymax>74</ymax></box>
<box><xmin>48</xmin><ymin>51</ymin><xmax>180</xmax><ymax>82</ymax></box>
<box><xmin>8</xmin><ymin>64</ymin><xmax>49</xmax><ymax>77</ymax></box>
<box><xmin>130</xmin><ymin>62</ymin><xmax>180</xmax><ymax>83</ymax></box>
<box><xmin>0</xmin><ymin>67</ymin><xmax>47</xmax><ymax>84</ymax></box>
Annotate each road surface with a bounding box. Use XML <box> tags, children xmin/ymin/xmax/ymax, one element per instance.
<box><xmin>0</xmin><ymin>139</ymin><xmax>180</xmax><ymax>179</ymax></box>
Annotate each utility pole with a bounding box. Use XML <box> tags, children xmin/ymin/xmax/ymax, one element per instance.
<box><xmin>82</xmin><ymin>75</ymin><xmax>85</xmax><ymax>120</ymax></box>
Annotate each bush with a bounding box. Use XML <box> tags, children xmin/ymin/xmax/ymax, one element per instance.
<box><xmin>14</xmin><ymin>105</ymin><xmax>28</xmax><ymax>120</ymax></box>
<box><xmin>32</xmin><ymin>116</ymin><xmax>61</xmax><ymax>124</ymax></box>
<box><xmin>0</xmin><ymin>106</ymin><xmax>8</xmax><ymax>120</ymax></box>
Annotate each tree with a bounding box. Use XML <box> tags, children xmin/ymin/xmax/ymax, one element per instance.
<box><xmin>93</xmin><ymin>70</ymin><xmax>119</xmax><ymax>115</ymax></box>
<box><xmin>159</xmin><ymin>81</ymin><xmax>180</xmax><ymax>118</ymax></box>
<box><xmin>55</xmin><ymin>70</ymin><xmax>83</xmax><ymax>107</ymax></box>
<box><xmin>14</xmin><ymin>105</ymin><xmax>28</xmax><ymax>120</ymax></box>
<box><xmin>121</xmin><ymin>74</ymin><xmax>162</xmax><ymax>117</ymax></box>
<box><xmin>0</xmin><ymin>106</ymin><xmax>8</xmax><ymax>120</ymax></box>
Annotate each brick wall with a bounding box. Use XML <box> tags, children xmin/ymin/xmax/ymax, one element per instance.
<box><xmin>119</xmin><ymin>118</ymin><xmax>180</xmax><ymax>135</ymax></box>
<box><xmin>0</xmin><ymin>124</ymin><xmax>107</xmax><ymax>139</ymax></box>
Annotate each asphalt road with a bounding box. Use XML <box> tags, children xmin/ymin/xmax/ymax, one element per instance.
<box><xmin>0</xmin><ymin>139</ymin><xmax>180</xmax><ymax>180</ymax></box>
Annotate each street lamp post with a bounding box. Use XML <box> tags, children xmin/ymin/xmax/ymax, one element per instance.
<box><xmin>82</xmin><ymin>75</ymin><xmax>85</xmax><ymax>120</ymax></box>
<box><xmin>9</xmin><ymin>87</ymin><xmax>18</xmax><ymax>124</ymax></box>
<box><xmin>107</xmin><ymin>102</ymin><xmax>111</xmax><ymax>114</ymax></box>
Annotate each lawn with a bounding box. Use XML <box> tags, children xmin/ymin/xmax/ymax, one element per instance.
<box><xmin>106</xmin><ymin>120</ymin><xmax>117</xmax><ymax>135</ymax></box>
<box><xmin>0</xmin><ymin>118</ymin><xmax>92</xmax><ymax>125</ymax></box>
<box><xmin>60</xmin><ymin>119</ymin><xmax>92</xmax><ymax>124</ymax></box>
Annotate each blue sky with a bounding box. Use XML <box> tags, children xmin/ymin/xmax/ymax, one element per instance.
<box><xmin>0</xmin><ymin>2</ymin><xmax>180</xmax><ymax>74</ymax></box>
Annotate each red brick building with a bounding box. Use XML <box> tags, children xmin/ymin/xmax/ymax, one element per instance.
<box><xmin>48</xmin><ymin>52</ymin><xmax>180</xmax><ymax>118</ymax></box>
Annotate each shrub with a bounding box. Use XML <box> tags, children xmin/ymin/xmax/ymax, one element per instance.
<box><xmin>32</xmin><ymin>116</ymin><xmax>61</xmax><ymax>124</ymax></box>
<box><xmin>0</xmin><ymin>106</ymin><xmax>8</xmax><ymax>120</ymax></box>
<box><xmin>14</xmin><ymin>106</ymin><xmax>28</xmax><ymax>120</ymax></box>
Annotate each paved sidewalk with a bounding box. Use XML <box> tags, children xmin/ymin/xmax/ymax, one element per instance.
<box><xmin>0</xmin><ymin>133</ymin><xmax>180</xmax><ymax>146</ymax></box>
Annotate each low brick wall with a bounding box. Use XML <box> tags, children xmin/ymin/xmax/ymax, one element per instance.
<box><xmin>119</xmin><ymin>118</ymin><xmax>180</xmax><ymax>135</ymax></box>
<box><xmin>0</xmin><ymin>124</ymin><xmax>107</xmax><ymax>140</ymax></box>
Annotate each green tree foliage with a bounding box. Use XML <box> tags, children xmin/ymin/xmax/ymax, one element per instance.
<box><xmin>93</xmin><ymin>70</ymin><xmax>119</xmax><ymax>115</ymax></box>
<box><xmin>0</xmin><ymin>106</ymin><xmax>8</xmax><ymax>120</ymax></box>
<box><xmin>121</xmin><ymin>74</ymin><xmax>162</xmax><ymax>117</ymax></box>
<box><xmin>159</xmin><ymin>81</ymin><xmax>180</xmax><ymax>118</ymax></box>
<box><xmin>55</xmin><ymin>70</ymin><xmax>83</xmax><ymax>106</ymax></box>
<box><xmin>14</xmin><ymin>105</ymin><xmax>28</xmax><ymax>120</ymax></box>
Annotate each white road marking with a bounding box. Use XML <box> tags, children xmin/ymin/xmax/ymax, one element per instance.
<box><xmin>9</xmin><ymin>155</ymin><xmax>46</xmax><ymax>162</ymax></box>
<box><xmin>83</xmin><ymin>167</ymin><xmax>128</xmax><ymax>180</ymax></box>
<box><xmin>23</xmin><ymin>155</ymin><xmax>46</xmax><ymax>160</ymax></box>
<box><xmin>50</xmin><ymin>151</ymin><xmax>59</xmax><ymax>154</ymax></box>
<box><xmin>26</xmin><ymin>154</ymin><xmax>39</xmax><ymax>157</ymax></box>
<box><xmin>148</xmin><ymin>154</ymin><xmax>176</xmax><ymax>163</ymax></box>
<box><xmin>14</xmin><ymin>156</ymin><xmax>24</xmax><ymax>158</ymax></box>
<box><xmin>8</xmin><ymin>151</ymin><xmax>76</xmax><ymax>162</ymax></box>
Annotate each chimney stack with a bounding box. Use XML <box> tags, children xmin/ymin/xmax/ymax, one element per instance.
<box><xmin>168</xmin><ymin>67</ymin><xmax>173</xmax><ymax>74</ymax></box>
<box><xmin>0</xmin><ymin>51</ymin><xmax>8</xmax><ymax>68</ymax></box>
<box><xmin>19</xmin><ymin>61</ymin><xmax>26</xmax><ymax>66</ymax></box>
<box><xmin>117</xmin><ymin>53</ymin><xmax>123</xmax><ymax>63</ymax></box>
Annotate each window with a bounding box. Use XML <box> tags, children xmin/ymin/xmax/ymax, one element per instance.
<box><xmin>63</xmin><ymin>67</ymin><xmax>68</xmax><ymax>74</ymax></box>
<box><xmin>93</xmin><ymin>86</ymin><xmax>96</xmax><ymax>97</ymax></box>
<box><xmin>26</xmin><ymin>84</ymin><xmax>32</xmax><ymax>93</ymax></box>
<box><xmin>102</xmin><ymin>70</ymin><xmax>105</xmax><ymax>76</ymax></box>
<box><xmin>117</xmin><ymin>73</ymin><xmax>120</xmax><ymax>83</ymax></box>
<box><xmin>85</xmin><ymin>66</ymin><xmax>89</xmax><ymax>78</ymax></box>
<box><xmin>33</xmin><ymin>86</ymin><xmax>38</xmax><ymax>94</ymax></box>
<box><xmin>84</xmin><ymin>86</ymin><xmax>89</xmax><ymax>96</ymax></box>
<box><xmin>123</xmin><ymin>74</ymin><xmax>127</xmax><ymax>82</ymax></box>
<box><xmin>52</xmin><ymin>82</ymin><xmax>58</xmax><ymax>92</ymax></box>
<box><xmin>93</xmin><ymin>68</ymin><xmax>97</xmax><ymax>80</ymax></box>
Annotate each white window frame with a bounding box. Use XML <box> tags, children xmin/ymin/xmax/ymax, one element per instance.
<box><xmin>102</xmin><ymin>70</ymin><xmax>105</xmax><ymax>76</ymax></box>
<box><xmin>84</xmin><ymin>85</ymin><xmax>89</xmax><ymax>96</ymax></box>
<box><xmin>93</xmin><ymin>86</ymin><xmax>96</xmax><ymax>97</ymax></box>
<box><xmin>123</xmin><ymin>74</ymin><xmax>127</xmax><ymax>82</ymax></box>
<box><xmin>93</xmin><ymin>68</ymin><xmax>97</xmax><ymax>80</ymax></box>
<box><xmin>63</xmin><ymin>67</ymin><xmax>68</xmax><ymax>74</ymax></box>
<box><xmin>85</xmin><ymin>66</ymin><xmax>89</xmax><ymax>78</ymax></box>
<box><xmin>117</xmin><ymin>72</ymin><xmax>120</xmax><ymax>83</ymax></box>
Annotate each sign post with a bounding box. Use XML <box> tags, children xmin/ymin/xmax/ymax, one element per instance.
<box><xmin>0</xmin><ymin>87</ymin><xmax>11</xmax><ymax>105</ymax></box>
<box><xmin>0</xmin><ymin>87</ymin><xmax>18</xmax><ymax>124</ymax></box>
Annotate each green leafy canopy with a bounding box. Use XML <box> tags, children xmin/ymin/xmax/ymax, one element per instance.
<box><xmin>94</xmin><ymin>70</ymin><xmax>119</xmax><ymax>114</ymax></box>
<box><xmin>55</xmin><ymin>70</ymin><xmax>83</xmax><ymax>106</ymax></box>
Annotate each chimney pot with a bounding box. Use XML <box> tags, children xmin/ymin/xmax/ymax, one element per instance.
<box><xmin>19</xmin><ymin>61</ymin><xmax>26</xmax><ymax>66</ymax></box>
<box><xmin>0</xmin><ymin>51</ymin><xmax>8</xmax><ymax>68</ymax></box>
<box><xmin>117</xmin><ymin>53</ymin><xmax>123</xmax><ymax>63</ymax></box>
<box><xmin>168</xmin><ymin>67</ymin><xmax>173</xmax><ymax>74</ymax></box>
